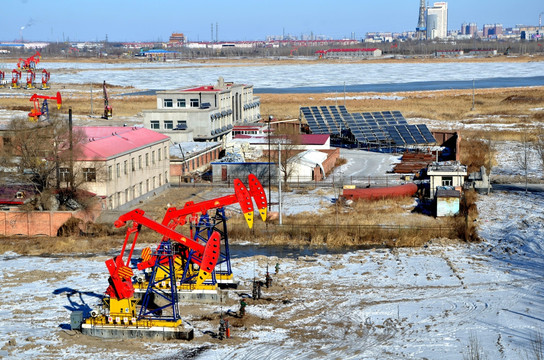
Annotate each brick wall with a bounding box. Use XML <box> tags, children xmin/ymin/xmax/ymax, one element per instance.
<box><xmin>0</xmin><ymin>208</ymin><xmax>101</xmax><ymax>237</ymax></box>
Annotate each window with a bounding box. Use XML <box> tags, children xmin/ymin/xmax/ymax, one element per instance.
<box><xmin>190</xmin><ymin>98</ymin><xmax>199</xmax><ymax>107</ymax></box>
<box><xmin>108</xmin><ymin>165</ymin><xmax>112</xmax><ymax>180</ymax></box>
<box><xmin>124</xmin><ymin>160</ymin><xmax>128</xmax><ymax>175</ymax></box>
<box><xmin>159</xmin><ymin>174</ymin><xmax>162</xmax><ymax>186</ymax></box>
<box><xmin>131</xmin><ymin>158</ymin><xmax>135</xmax><ymax>172</ymax></box>
<box><xmin>125</xmin><ymin>188</ymin><xmax>129</xmax><ymax>202</ymax></box>
<box><xmin>164</xmin><ymin>99</ymin><xmax>173</xmax><ymax>107</ymax></box>
<box><xmin>59</xmin><ymin>167</ymin><xmax>70</xmax><ymax>182</ymax></box>
<box><xmin>138</xmin><ymin>155</ymin><xmax>142</xmax><ymax>169</ymax></box>
<box><xmin>145</xmin><ymin>153</ymin><xmax>149</xmax><ymax>167</ymax></box>
<box><xmin>150</xmin><ymin>121</ymin><xmax>160</xmax><ymax>129</ymax></box>
<box><xmin>139</xmin><ymin>182</ymin><xmax>143</xmax><ymax>196</ymax></box>
<box><xmin>146</xmin><ymin>179</ymin><xmax>149</xmax><ymax>192</ymax></box>
<box><xmin>442</xmin><ymin>176</ymin><xmax>453</xmax><ymax>186</ymax></box>
<box><xmin>83</xmin><ymin>168</ymin><xmax>96</xmax><ymax>182</ymax></box>
<box><xmin>164</xmin><ymin>146</ymin><xmax>168</xmax><ymax>159</ymax></box>
<box><xmin>164</xmin><ymin>121</ymin><xmax>173</xmax><ymax>130</ymax></box>
<box><xmin>177</xmin><ymin>99</ymin><xmax>186</xmax><ymax>107</ymax></box>
<box><xmin>152</xmin><ymin>151</ymin><xmax>155</xmax><ymax>164</ymax></box>
<box><xmin>153</xmin><ymin>176</ymin><xmax>156</xmax><ymax>188</ymax></box>
<box><xmin>116</xmin><ymin>163</ymin><xmax>120</xmax><ymax>178</ymax></box>
<box><xmin>108</xmin><ymin>196</ymin><xmax>113</xmax><ymax>210</ymax></box>
<box><xmin>165</xmin><ymin>171</ymin><xmax>168</xmax><ymax>183</ymax></box>
<box><xmin>158</xmin><ymin>148</ymin><xmax>162</xmax><ymax>161</ymax></box>
<box><xmin>176</xmin><ymin>121</ymin><xmax>187</xmax><ymax>130</ymax></box>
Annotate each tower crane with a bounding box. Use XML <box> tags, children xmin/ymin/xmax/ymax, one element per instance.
<box><xmin>28</xmin><ymin>92</ymin><xmax>62</xmax><ymax>121</ymax></box>
<box><xmin>102</xmin><ymin>80</ymin><xmax>112</xmax><ymax>119</ymax></box>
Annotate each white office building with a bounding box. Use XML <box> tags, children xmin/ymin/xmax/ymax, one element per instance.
<box><xmin>427</xmin><ymin>2</ymin><xmax>448</xmax><ymax>39</ymax></box>
<box><xmin>142</xmin><ymin>77</ymin><xmax>261</xmax><ymax>146</ymax></box>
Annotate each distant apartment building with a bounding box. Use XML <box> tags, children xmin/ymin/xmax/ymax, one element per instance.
<box><xmin>483</xmin><ymin>24</ymin><xmax>503</xmax><ymax>38</ymax></box>
<box><xmin>427</xmin><ymin>2</ymin><xmax>448</xmax><ymax>39</ymax></box>
<box><xmin>461</xmin><ymin>23</ymin><xmax>478</xmax><ymax>37</ymax></box>
<box><xmin>142</xmin><ymin>77</ymin><xmax>261</xmax><ymax>146</ymax></box>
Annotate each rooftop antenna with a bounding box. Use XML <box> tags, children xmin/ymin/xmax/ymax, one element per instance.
<box><xmin>416</xmin><ymin>0</ymin><xmax>427</xmax><ymax>40</ymax></box>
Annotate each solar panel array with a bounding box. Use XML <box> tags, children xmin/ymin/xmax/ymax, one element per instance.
<box><xmin>300</xmin><ymin>106</ymin><xmax>436</xmax><ymax>147</ymax></box>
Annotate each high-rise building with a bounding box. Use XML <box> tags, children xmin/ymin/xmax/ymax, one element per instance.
<box><xmin>426</xmin><ymin>2</ymin><xmax>448</xmax><ymax>39</ymax></box>
<box><xmin>483</xmin><ymin>24</ymin><xmax>503</xmax><ymax>38</ymax></box>
<box><xmin>461</xmin><ymin>23</ymin><xmax>478</xmax><ymax>37</ymax></box>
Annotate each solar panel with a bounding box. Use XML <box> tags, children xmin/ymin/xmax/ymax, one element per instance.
<box><xmin>416</xmin><ymin>124</ymin><xmax>436</xmax><ymax>143</ymax></box>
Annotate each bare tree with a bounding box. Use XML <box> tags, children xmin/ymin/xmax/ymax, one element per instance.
<box><xmin>273</xmin><ymin>127</ymin><xmax>302</xmax><ymax>187</ymax></box>
<box><xmin>0</xmin><ymin>115</ymin><xmax>92</xmax><ymax>209</ymax></box>
<box><xmin>516</xmin><ymin>132</ymin><xmax>533</xmax><ymax>195</ymax></box>
<box><xmin>535</xmin><ymin>129</ymin><xmax>544</xmax><ymax>178</ymax></box>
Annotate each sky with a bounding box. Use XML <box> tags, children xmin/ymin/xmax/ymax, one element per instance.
<box><xmin>3</xmin><ymin>0</ymin><xmax>543</xmax><ymax>42</ymax></box>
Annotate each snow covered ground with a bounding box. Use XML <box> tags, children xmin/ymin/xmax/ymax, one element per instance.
<box><xmin>1</xmin><ymin>147</ymin><xmax>543</xmax><ymax>359</ymax></box>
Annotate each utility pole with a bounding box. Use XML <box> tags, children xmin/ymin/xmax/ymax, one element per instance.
<box><xmin>69</xmin><ymin>108</ymin><xmax>74</xmax><ymax>191</ymax></box>
<box><xmin>471</xmin><ymin>79</ymin><xmax>475</xmax><ymax>111</ymax></box>
<box><xmin>268</xmin><ymin>115</ymin><xmax>272</xmax><ymax>211</ymax></box>
<box><xmin>278</xmin><ymin>143</ymin><xmax>282</xmax><ymax>225</ymax></box>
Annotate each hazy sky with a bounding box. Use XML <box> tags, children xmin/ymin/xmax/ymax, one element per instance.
<box><xmin>4</xmin><ymin>0</ymin><xmax>543</xmax><ymax>42</ymax></box>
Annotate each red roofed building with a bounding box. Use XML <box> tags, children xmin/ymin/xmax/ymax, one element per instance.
<box><xmin>315</xmin><ymin>48</ymin><xmax>382</xmax><ymax>58</ymax></box>
<box><xmin>66</xmin><ymin>126</ymin><xmax>170</xmax><ymax>210</ymax></box>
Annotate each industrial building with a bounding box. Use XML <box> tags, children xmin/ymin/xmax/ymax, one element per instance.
<box><xmin>315</xmin><ymin>48</ymin><xmax>382</xmax><ymax>59</ymax></box>
<box><xmin>142</xmin><ymin>77</ymin><xmax>261</xmax><ymax>146</ymax></box>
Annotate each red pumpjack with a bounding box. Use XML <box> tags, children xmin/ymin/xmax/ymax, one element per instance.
<box><xmin>28</xmin><ymin>92</ymin><xmax>62</xmax><ymax>121</ymax></box>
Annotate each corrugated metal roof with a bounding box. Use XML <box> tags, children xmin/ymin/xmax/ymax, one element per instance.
<box><xmin>436</xmin><ymin>188</ymin><xmax>461</xmax><ymax>198</ymax></box>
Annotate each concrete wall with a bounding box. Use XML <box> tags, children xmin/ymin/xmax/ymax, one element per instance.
<box><xmin>436</xmin><ymin>196</ymin><xmax>460</xmax><ymax>217</ymax></box>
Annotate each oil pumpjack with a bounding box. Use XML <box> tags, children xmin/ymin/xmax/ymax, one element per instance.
<box><xmin>76</xmin><ymin>175</ymin><xmax>267</xmax><ymax>339</ymax></box>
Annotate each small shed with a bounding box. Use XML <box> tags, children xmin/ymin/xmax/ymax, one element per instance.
<box><xmin>435</xmin><ymin>187</ymin><xmax>461</xmax><ymax>217</ymax></box>
<box><xmin>287</xmin><ymin>150</ymin><xmax>328</xmax><ymax>182</ymax></box>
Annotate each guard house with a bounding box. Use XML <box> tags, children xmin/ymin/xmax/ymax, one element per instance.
<box><xmin>427</xmin><ymin>161</ymin><xmax>467</xmax><ymax>198</ymax></box>
<box><xmin>142</xmin><ymin>77</ymin><xmax>261</xmax><ymax>146</ymax></box>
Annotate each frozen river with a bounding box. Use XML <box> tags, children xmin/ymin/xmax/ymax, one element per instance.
<box><xmin>1</xmin><ymin>60</ymin><xmax>542</xmax><ymax>92</ymax></box>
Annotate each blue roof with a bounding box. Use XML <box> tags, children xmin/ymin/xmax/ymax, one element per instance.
<box><xmin>141</xmin><ymin>49</ymin><xmax>178</xmax><ymax>54</ymax></box>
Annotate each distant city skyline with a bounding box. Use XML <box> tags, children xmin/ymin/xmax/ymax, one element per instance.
<box><xmin>4</xmin><ymin>0</ymin><xmax>543</xmax><ymax>42</ymax></box>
